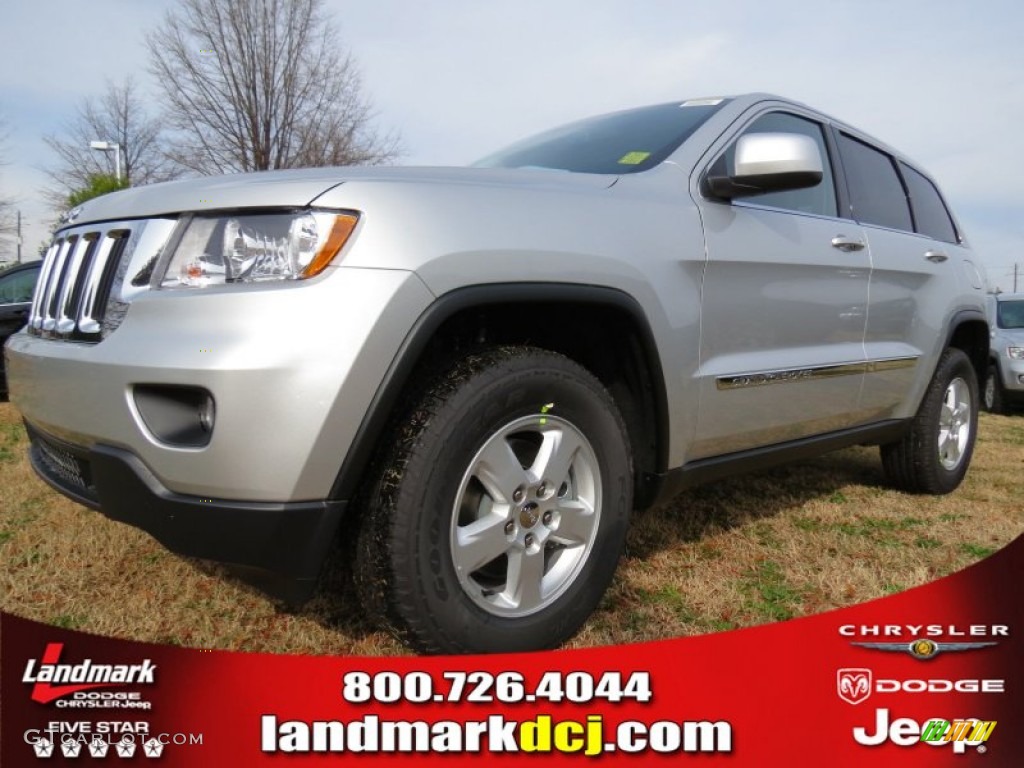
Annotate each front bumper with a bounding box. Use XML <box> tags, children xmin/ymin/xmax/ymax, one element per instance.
<box><xmin>7</xmin><ymin>266</ymin><xmax>433</xmax><ymax>501</ymax></box>
<box><xmin>28</xmin><ymin>423</ymin><xmax>344</xmax><ymax>604</ymax></box>
<box><xmin>999</xmin><ymin>357</ymin><xmax>1024</xmax><ymax>393</ymax></box>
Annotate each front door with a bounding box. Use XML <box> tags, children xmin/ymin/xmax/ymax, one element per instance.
<box><xmin>691</xmin><ymin>110</ymin><xmax>871</xmax><ymax>459</ymax></box>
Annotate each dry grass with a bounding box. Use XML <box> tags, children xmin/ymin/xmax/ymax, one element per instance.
<box><xmin>2</xmin><ymin>402</ymin><xmax>1021</xmax><ymax>654</ymax></box>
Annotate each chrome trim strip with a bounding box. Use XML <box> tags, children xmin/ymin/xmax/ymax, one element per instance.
<box><xmin>716</xmin><ymin>357</ymin><xmax>918</xmax><ymax>390</ymax></box>
<box><xmin>867</xmin><ymin>357</ymin><xmax>919</xmax><ymax>373</ymax></box>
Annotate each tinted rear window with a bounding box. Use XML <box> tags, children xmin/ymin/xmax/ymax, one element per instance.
<box><xmin>475</xmin><ymin>101</ymin><xmax>727</xmax><ymax>174</ymax></box>
<box><xmin>899</xmin><ymin>162</ymin><xmax>958</xmax><ymax>243</ymax></box>
<box><xmin>837</xmin><ymin>133</ymin><xmax>913</xmax><ymax>232</ymax></box>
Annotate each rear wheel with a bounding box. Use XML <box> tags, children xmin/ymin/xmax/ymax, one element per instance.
<box><xmin>880</xmin><ymin>348</ymin><xmax>978</xmax><ymax>494</ymax></box>
<box><xmin>354</xmin><ymin>346</ymin><xmax>633</xmax><ymax>653</ymax></box>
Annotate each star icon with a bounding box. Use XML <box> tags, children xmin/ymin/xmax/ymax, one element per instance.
<box><xmin>33</xmin><ymin>737</ymin><xmax>54</xmax><ymax>758</ymax></box>
<box><xmin>143</xmin><ymin>738</ymin><xmax>165</xmax><ymax>757</ymax></box>
<box><xmin>115</xmin><ymin>738</ymin><xmax>137</xmax><ymax>758</ymax></box>
<box><xmin>61</xmin><ymin>739</ymin><xmax>83</xmax><ymax>757</ymax></box>
<box><xmin>89</xmin><ymin>737</ymin><xmax>110</xmax><ymax>758</ymax></box>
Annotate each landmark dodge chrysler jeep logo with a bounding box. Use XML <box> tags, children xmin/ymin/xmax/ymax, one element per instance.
<box><xmin>22</xmin><ymin>643</ymin><xmax>157</xmax><ymax>704</ymax></box>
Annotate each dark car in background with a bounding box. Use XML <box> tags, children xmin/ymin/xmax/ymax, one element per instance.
<box><xmin>0</xmin><ymin>261</ymin><xmax>42</xmax><ymax>397</ymax></box>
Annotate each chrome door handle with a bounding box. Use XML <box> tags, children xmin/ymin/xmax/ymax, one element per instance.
<box><xmin>925</xmin><ymin>250</ymin><xmax>949</xmax><ymax>263</ymax></box>
<box><xmin>831</xmin><ymin>236</ymin><xmax>865</xmax><ymax>252</ymax></box>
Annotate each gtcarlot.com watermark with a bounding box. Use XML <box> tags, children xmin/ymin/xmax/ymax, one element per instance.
<box><xmin>24</xmin><ymin>726</ymin><xmax>204</xmax><ymax>759</ymax></box>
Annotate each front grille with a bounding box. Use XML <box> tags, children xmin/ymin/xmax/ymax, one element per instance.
<box><xmin>28</xmin><ymin>427</ymin><xmax>98</xmax><ymax>505</ymax></box>
<box><xmin>28</xmin><ymin>227</ymin><xmax>130</xmax><ymax>341</ymax></box>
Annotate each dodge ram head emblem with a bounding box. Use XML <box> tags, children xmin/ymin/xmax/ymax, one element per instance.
<box><xmin>837</xmin><ymin>668</ymin><xmax>872</xmax><ymax>705</ymax></box>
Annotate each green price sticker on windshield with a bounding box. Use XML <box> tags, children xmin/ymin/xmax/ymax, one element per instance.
<box><xmin>618</xmin><ymin>151</ymin><xmax>651</xmax><ymax>165</ymax></box>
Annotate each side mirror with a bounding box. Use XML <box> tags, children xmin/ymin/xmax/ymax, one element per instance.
<box><xmin>706</xmin><ymin>132</ymin><xmax>823</xmax><ymax>200</ymax></box>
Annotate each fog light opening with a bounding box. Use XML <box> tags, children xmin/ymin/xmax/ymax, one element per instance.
<box><xmin>133</xmin><ymin>385</ymin><xmax>216</xmax><ymax>448</ymax></box>
<box><xmin>198</xmin><ymin>395</ymin><xmax>215</xmax><ymax>433</ymax></box>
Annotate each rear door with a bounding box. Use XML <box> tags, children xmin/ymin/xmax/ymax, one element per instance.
<box><xmin>833</xmin><ymin>132</ymin><xmax>968</xmax><ymax>418</ymax></box>
<box><xmin>0</xmin><ymin>265</ymin><xmax>39</xmax><ymax>339</ymax></box>
<box><xmin>692</xmin><ymin>110</ymin><xmax>871</xmax><ymax>459</ymax></box>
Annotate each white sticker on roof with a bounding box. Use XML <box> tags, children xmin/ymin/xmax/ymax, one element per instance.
<box><xmin>680</xmin><ymin>98</ymin><xmax>724</xmax><ymax>107</ymax></box>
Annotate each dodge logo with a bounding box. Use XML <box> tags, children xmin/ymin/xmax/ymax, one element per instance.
<box><xmin>838</xmin><ymin>668</ymin><xmax>872</xmax><ymax>705</ymax></box>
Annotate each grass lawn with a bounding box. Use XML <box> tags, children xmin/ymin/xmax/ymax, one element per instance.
<box><xmin>1</xmin><ymin>401</ymin><xmax>1021</xmax><ymax>654</ymax></box>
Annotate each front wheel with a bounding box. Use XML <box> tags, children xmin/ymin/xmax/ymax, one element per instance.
<box><xmin>983</xmin><ymin>364</ymin><xmax>1006</xmax><ymax>414</ymax></box>
<box><xmin>354</xmin><ymin>346</ymin><xmax>633</xmax><ymax>653</ymax></box>
<box><xmin>880</xmin><ymin>348</ymin><xmax>978</xmax><ymax>494</ymax></box>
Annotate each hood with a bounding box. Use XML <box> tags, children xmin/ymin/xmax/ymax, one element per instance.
<box><xmin>63</xmin><ymin>166</ymin><xmax>618</xmax><ymax>228</ymax></box>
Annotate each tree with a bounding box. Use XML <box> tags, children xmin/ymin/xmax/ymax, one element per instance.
<box><xmin>66</xmin><ymin>174</ymin><xmax>130</xmax><ymax>209</ymax></box>
<box><xmin>43</xmin><ymin>77</ymin><xmax>178</xmax><ymax>205</ymax></box>
<box><xmin>147</xmin><ymin>0</ymin><xmax>399</xmax><ymax>175</ymax></box>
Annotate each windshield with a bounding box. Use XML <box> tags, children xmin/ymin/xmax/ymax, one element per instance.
<box><xmin>997</xmin><ymin>300</ymin><xmax>1024</xmax><ymax>329</ymax></box>
<box><xmin>474</xmin><ymin>99</ymin><xmax>727</xmax><ymax>175</ymax></box>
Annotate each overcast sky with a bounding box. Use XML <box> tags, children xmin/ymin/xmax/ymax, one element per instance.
<box><xmin>1</xmin><ymin>0</ymin><xmax>1022</xmax><ymax>289</ymax></box>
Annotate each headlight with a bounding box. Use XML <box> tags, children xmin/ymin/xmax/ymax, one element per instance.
<box><xmin>161</xmin><ymin>210</ymin><xmax>358</xmax><ymax>289</ymax></box>
<box><xmin>1008</xmin><ymin>347</ymin><xmax>1024</xmax><ymax>360</ymax></box>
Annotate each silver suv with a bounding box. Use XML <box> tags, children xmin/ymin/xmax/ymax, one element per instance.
<box><xmin>6</xmin><ymin>94</ymin><xmax>989</xmax><ymax>653</ymax></box>
<box><xmin>984</xmin><ymin>293</ymin><xmax>1024</xmax><ymax>413</ymax></box>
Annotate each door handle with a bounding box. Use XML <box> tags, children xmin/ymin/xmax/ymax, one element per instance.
<box><xmin>831</xmin><ymin>236</ymin><xmax>865</xmax><ymax>252</ymax></box>
<box><xmin>925</xmin><ymin>250</ymin><xmax>949</xmax><ymax>263</ymax></box>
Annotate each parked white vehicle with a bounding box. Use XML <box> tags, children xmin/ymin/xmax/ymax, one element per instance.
<box><xmin>984</xmin><ymin>293</ymin><xmax>1024</xmax><ymax>412</ymax></box>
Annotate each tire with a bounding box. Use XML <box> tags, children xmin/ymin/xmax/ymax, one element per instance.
<box><xmin>354</xmin><ymin>346</ymin><xmax>633</xmax><ymax>653</ymax></box>
<box><xmin>880</xmin><ymin>348</ymin><xmax>978</xmax><ymax>494</ymax></box>
<box><xmin>983</xmin><ymin>364</ymin><xmax>1006</xmax><ymax>414</ymax></box>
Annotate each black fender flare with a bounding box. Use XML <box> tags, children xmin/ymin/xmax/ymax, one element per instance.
<box><xmin>328</xmin><ymin>282</ymin><xmax>670</xmax><ymax>502</ymax></box>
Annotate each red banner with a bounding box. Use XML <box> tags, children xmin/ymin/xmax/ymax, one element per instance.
<box><xmin>3</xmin><ymin>534</ymin><xmax>1021</xmax><ymax>766</ymax></box>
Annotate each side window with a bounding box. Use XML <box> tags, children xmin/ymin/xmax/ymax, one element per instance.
<box><xmin>0</xmin><ymin>268</ymin><xmax>40</xmax><ymax>304</ymax></box>
<box><xmin>837</xmin><ymin>133</ymin><xmax>912</xmax><ymax>232</ymax></box>
<box><xmin>899</xmin><ymin>162</ymin><xmax>958</xmax><ymax>244</ymax></box>
<box><xmin>714</xmin><ymin>112</ymin><xmax>837</xmax><ymax>217</ymax></box>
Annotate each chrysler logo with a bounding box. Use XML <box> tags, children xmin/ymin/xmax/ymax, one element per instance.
<box><xmin>850</xmin><ymin>638</ymin><xmax>997</xmax><ymax>660</ymax></box>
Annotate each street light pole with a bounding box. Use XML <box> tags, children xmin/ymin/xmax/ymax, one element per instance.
<box><xmin>89</xmin><ymin>140</ymin><xmax>123</xmax><ymax>183</ymax></box>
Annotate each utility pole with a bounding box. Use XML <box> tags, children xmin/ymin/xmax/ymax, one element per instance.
<box><xmin>1015</xmin><ymin>263</ymin><xmax>1019</xmax><ymax>294</ymax></box>
<box><xmin>16</xmin><ymin>209</ymin><xmax>22</xmax><ymax>264</ymax></box>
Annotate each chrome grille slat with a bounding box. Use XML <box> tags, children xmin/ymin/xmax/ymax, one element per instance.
<box><xmin>56</xmin><ymin>235</ymin><xmax>97</xmax><ymax>334</ymax></box>
<box><xmin>77</xmin><ymin>233</ymin><xmax>122</xmax><ymax>335</ymax></box>
<box><xmin>30</xmin><ymin>241</ymin><xmax>61</xmax><ymax>330</ymax></box>
<box><xmin>41</xmin><ymin>237</ymin><xmax>77</xmax><ymax>333</ymax></box>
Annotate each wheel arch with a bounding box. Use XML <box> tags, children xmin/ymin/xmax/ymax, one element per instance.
<box><xmin>328</xmin><ymin>283</ymin><xmax>670</xmax><ymax>510</ymax></box>
<box><xmin>944</xmin><ymin>309</ymin><xmax>989</xmax><ymax>385</ymax></box>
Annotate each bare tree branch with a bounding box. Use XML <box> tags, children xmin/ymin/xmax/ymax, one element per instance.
<box><xmin>42</xmin><ymin>77</ymin><xmax>181</xmax><ymax>210</ymax></box>
<box><xmin>147</xmin><ymin>0</ymin><xmax>400</xmax><ymax>174</ymax></box>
